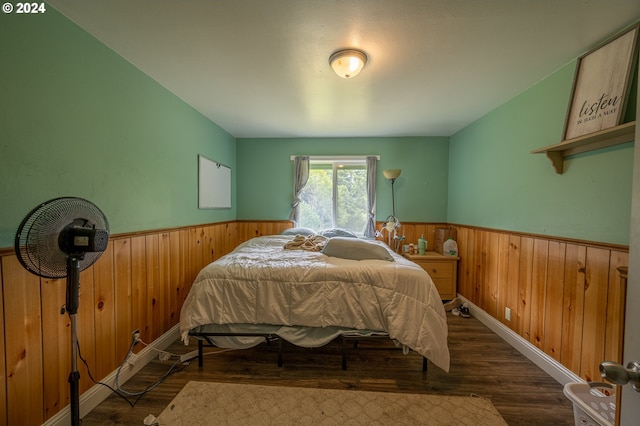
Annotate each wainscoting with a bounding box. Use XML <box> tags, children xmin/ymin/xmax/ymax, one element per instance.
<box><xmin>0</xmin><ymin>220</ymin><xmax>292</xmax><ymax>425</ymax></box>
<box><xmin>393</xmin><ymin>222</ymin><xmax>629</xmax><ymax>385</ymax></box>
<box><xmin>0</xmin><ymin>220</ymin><xmax>628</xmax><ymax>424</ymax></box>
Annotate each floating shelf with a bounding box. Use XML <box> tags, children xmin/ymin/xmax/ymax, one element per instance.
<box><xmin>531</xmin><ymin>121</ymin><xmax>636</xmax><ymax>174</ymax></box>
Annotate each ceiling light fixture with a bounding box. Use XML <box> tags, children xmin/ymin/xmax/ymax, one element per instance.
<box><xmin>329</xmin><ymin>49</ymin><xmax>368</xmax><ymax>79</ymax></box>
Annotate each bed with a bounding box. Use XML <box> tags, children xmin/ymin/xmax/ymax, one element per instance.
<box><xmin>179</xmin><ymin>234</ymin><xmax>450</xmax><ymax>372</ymax></box>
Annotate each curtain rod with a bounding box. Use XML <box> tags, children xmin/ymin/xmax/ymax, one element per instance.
<box><xmin>289</xmin><ymin>155</ymin><xmax>380</xmax><ymax>160</ymax></box>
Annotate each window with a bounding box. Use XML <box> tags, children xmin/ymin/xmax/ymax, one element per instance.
<box><xmin>298</xmin><ymin>159</ymin><xmax>369</xmax><ymax>235</ymax></box>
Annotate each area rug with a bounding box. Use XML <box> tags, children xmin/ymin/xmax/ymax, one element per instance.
<box><xmin>156</xmin><ymin>381</ymin><xmax>507</xmax><ymax>425</ymax></box>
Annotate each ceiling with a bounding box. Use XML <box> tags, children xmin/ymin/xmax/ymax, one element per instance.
<box><xmin>48</xmin><ymin>0</ymin><xmax>640</xmax><ymax>139</ymax></box>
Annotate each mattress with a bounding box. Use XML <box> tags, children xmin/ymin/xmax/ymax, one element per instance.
<box><xmin>179</xmin><ymin>235</ymin><xmax>450</xmax><ymax>371</ymax></box>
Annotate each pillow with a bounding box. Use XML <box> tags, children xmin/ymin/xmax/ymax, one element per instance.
<box><xmin>280</xmin><ymin>227</ymin><xmax>316</xmax><ymax>236</ymax></box>
<box><xmin>319</xmin><ymin>228</ymin><xmax>358</xmax><ymax>238</ymax></box>
<box><xmin>322</xmin><ymin>237</ymin><xmax>394</xmax><ymax>261</ymax></box>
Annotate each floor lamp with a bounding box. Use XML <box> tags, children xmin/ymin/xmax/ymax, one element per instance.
<box><xmin>380</xmin><ymin>169</ymin><xmax>403</xmax><ymax>250</ymax></box>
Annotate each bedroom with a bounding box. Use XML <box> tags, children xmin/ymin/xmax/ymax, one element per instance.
<box><xmin>1</xmin><ymin>1</ymin><xmax>639</xmax><ymax>425</ymax></box>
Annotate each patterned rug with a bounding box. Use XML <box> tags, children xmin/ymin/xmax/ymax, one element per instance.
<box><xmin>156</xmin><ymin>381</ymin><xmax>507</xmax><ymax>425</ymax></box>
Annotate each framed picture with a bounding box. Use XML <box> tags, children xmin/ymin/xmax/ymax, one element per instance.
<box><xmin>563</xmin><ymin>24</ymin><xmax>639</xmax><ymax>141</ymax></box>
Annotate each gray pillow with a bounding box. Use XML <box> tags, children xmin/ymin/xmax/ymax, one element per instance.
<box><xmin>322</xmin><ymin>237</ymin><xmax>394</xmax><ymax>261</ymax></box>
<box><xmin>320</xmin><ymin>228</ymin><xmax>358</xmax><ymax>238</ymax></box>
<box><xmin>281</xmin><ymin>227</ymin><xmax>316</xmax><ymax>236</ymax></box>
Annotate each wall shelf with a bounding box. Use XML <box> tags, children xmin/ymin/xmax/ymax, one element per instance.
<box><xmin>531</xmin><ymin>121</ymin><xmax>636</xmax><ymax>174</ymax></box>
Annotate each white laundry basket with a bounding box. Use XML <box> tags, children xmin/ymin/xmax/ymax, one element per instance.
<box><xmin>563</xmin><ymin>382</ymin><xmax>616</xmax><ymax>426</ymax></box>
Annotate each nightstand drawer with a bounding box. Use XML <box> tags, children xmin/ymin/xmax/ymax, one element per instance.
<box><xmin>403</xmin><ymin>252</ymin><xmax>458</xmax><ymax>300</ymax></box>
<box><xmin>415</xmin><ymin>261</ymin><xmax>453</xmax><ymax>279</ymax></box>
<box><xmin>432</xmin><ymin>278</ymin><xmax>456</xmax><ymax>300</ymax></box>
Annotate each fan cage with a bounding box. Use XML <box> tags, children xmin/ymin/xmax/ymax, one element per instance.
<box><xmin>14</xmin><ymin>197</ymin><xmax>110</xmax><ymax>279</ymax></box>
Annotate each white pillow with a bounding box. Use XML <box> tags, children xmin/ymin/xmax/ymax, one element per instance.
<box><xmin>322</xmin><ymin>237</ymin><xmax>394</xmax><ymax>261</ymax></box>
<box><xmin>280</xmin><ymin>227</ymin><xmax>316</xmax><ymax>236</ymax></box>
<box><xmin>319</xmin><ymin>228</ymin><xmax>358</xmax><ymax>238</ymax></box>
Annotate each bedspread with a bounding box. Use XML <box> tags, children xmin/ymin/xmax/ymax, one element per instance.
<box><xmin>179</xmin><ymin>235</ymin><xmax>450</xmax><ymax>371</ymax></box>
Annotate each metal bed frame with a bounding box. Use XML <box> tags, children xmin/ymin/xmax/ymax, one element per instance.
<box><xmin>188</xmin><ymin>330</ymin><xmax>428</xmax><ymax>372</ymax></box>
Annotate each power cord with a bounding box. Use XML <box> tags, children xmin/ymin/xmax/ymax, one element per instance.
<box><xmin>114</xmin><ymin>337</ymin><xmax>185</xmax><ymax>398</ymax></box>
<box><xmin>76</xmin><ymin>337</ymin><xmax>186</xmax><ymax>407</ymax></box>
<box><xmin>76</xmin><ymin>335</ymin><xmax>239</xmax><ymax>407</ymax></box>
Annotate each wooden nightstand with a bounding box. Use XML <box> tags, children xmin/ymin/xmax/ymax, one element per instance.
<box><xmin>403</xmin><ymin>252</ymin><xmax>459</xmax><ymax>300</ymax></box>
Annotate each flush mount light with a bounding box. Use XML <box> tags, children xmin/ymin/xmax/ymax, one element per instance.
<box><xmin>329</xmin><ymin>49</ymin><xmax>368</xmax><ymax>79</ymax></box>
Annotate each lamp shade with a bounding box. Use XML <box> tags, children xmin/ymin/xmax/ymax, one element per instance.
<box><xmin>383</xmin><ymin>169</ymin><xmax>401</xmax><ymax>180</ymax></box>
<box><xmin>329</xmin><ymin>49</ymin><xmax>367</xmax><ymax>79</ymax></box>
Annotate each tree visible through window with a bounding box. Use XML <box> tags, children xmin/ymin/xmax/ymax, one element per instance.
<box><xmin>298</xmin><ymin>160</ymin><xmax>368</xmax><ymax>235</ymax></box>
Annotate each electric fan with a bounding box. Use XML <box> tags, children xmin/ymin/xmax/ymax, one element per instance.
<box><xmin>15</xmin><ymin>197</ymin><xmax>109</xmax><ymax>426</ymax></box>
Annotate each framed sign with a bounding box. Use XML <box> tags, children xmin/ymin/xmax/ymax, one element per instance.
<box><xmin>563</xmin><ymin>24</ymin><xmax>639</xmax><ymax>141</ymax></box>
<box><xmin>198</xmin><ymin>155</ymin><xmax>231</xmax><ymax>209</ymax></box>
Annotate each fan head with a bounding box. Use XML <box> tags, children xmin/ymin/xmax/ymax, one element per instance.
<box><xmin>14</xmin><ymin>197</ymin><xmax>110</xmax><ymax>278</ymax></box>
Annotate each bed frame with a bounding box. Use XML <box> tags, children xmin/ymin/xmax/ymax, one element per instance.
<box><xmin>188</xmin><ymin>330</ymin><xmax>428</xmax><ymax>372</ymax></box>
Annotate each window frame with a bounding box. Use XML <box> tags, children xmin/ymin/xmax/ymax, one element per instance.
<box><xmin>292</xmin><ymin>155</ymin><xmax>379</xmax><ymax>234</ymax></box>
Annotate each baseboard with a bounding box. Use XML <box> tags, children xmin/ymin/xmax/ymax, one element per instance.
<box><xmin>44</xmin><ymin>324</ymin><xmax>181</xmax><ymax>426</ymax></box>
<box><xmin>458</xmin><ymin>296</ymin><xmax>583</xmax><ymax>386</ymax></box>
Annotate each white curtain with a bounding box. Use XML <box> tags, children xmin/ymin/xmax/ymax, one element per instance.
<box><xmin>364</xmin><ymin>156</ymin><xmax>377</xmax><ymax>238</ymax></box>
<box><xmin>289</xmin><ymin>156</ymin><xmax>309</xmax><ymax>225</ymax></box>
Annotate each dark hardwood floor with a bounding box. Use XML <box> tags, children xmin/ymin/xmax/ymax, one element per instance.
<box><xmin>81</xmin><ymin>313</ymin><xmax>575</xmax><ymax>425</ymax></box>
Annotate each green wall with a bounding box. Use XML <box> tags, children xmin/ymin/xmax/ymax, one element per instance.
<box><xmin>1</xmin><ymin>7</ymin><xmax>633</xmax><ymax>249</ymax></box>
<box><xmin>448</xmin><ymin>62</ymin><xmax>634</xmax><ymax>245</ymax></box>
<box><xmin>0</xmin><ymin>7</ymin><xmax>236</xmax><ymax>248</ymax></box>
<box><xmin>236</xmin><ymin>137</ymin><xmax>450</xmax><ymax>223</ymax></box>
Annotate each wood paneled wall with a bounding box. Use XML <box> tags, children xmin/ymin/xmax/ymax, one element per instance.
<box><xmin>460</xmin><ymin>225</ymin><xmax>628</xmax><ymax>382</ymax></box>
<box><xmin>390</xmin><ymin>222</ymin><xmax>629</xmax><ymax>383</ymax></box>
<box><xmin>0</xmin><ymin>220</ymin><xmax>292</xmax><ymax>425</ymax></box>
<box><xmin>0</xmin><ymin>220</ymin><xmax>628</xmax><ymax>424</ymax></box>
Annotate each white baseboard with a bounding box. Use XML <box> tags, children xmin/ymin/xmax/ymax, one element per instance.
<box><xmin>458</xmin><ymin>296</ymin><xmax>583</xmax><ymax>386</ymax></box>
<box><xmin>44</xmin><ymin>324</ymin><xmax>181</xmax><ymax>426</ymax></box>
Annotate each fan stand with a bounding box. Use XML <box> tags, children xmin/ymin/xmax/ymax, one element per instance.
<box><xmin>66</xmin><ymin>255</ymin><xmax>83</xmax><ymax>426</ymax></box>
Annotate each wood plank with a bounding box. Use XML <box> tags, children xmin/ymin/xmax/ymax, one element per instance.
<box><xmin>529</xmin><ymin>239</ymin><xmax>549</xmax><ymax>350</ymax></box>
<box><xmin>0</xmin><ymin>260</ymin><xmax>6</xmax><ymax>426</ymax></box>
<box><xmin>77</xmin><ymin>267</ymin><xmax>96</xmax><ymax>394</ymax></box>
<box><xmin>461</xmin><ymin>227</ymin><xmax>477</xmax><ymax>302</ymax></box>
<box><xmin>169</xmin><ymin>231</ymin><xmax>182</xmax><ymax>327</ymax></box>
<box><xmin>580</xmin><ymin>247</ymin><xmax>610</xmax><ymax>381</ymax></box>
<box><xmin>473</xmin><ymin>229</ymin><xmax>486</xmax><ymax>309</ymax></box>
<box><xmin>41</xmin><ymin>277</ymin><xmax>70</xmax><ymax>421</ymax></box>
<box><xmin>187</xmin><ymin>228</ymin><xmax>199</xmax><ymax>290</ymax></box>
<box><xmin>2</xmin><ymin>255</ymin><xmax>44</xmax><ymax>426</ymax></box>
<box><xmin>496</xmin><ymin>233</ymin><xmax>510</xmax><ymax>325</ymax></box>
<box><xmin>224</xmin><ymin>222</ymin><xmax>238</xmax><ymax>256</ymax></box>
<box><xmin>506</xmin><ymin>235</ymin><xmax>521</xmax><ymax>332</ymax></box>
<box><xmin>131</xmin><ymin>236</ymin><xmax>148</xmax><ymax>352</ymax></box>
<box><xmin>455</xmin><ymin>227</ymin><xmax>470</xmax><ymax>298</ymax></box>
<box><xmin>472</xmin><ymin>229</ymin><xmax>483</xmax><ymax>305</ymax></box>
<box><xmin>604</xmin><ymin>251</ymin><xmax>629</xmax><ymax>363</ymax></box>
<box><xmin>159</xmin><ymin>233</ymin><xmax>172</xmax><ymax>333</ymax></box>
<box><xmin>517</xmin><ymin>237</ymin><xmax>535</xmax><ymax>340</ymax></box>
<box><xmin>113</xmin><ymin>239</ymin><xmax>132</xmax><ymax>363</ymax></box>
<box><xmin>482</xmin><ymin>231</ymin><xmax>500</xmax><ymax>317</ymax></box>
<box><xmin>543</xmin><ymin>241</ymin><xmax>566</xmax><ymax>361</ymax></box>
<box><xmin>177</xmin><ymin>229</ymin><xmax>191</xmax><ymax>308</ymax></box>
<box><xmin>561</xmin><ymin>244</ymin><xmax>587</xmax><ymax>374</ymax></box>
<box><xmin>92</xmin><ymin>242</ymin><xmax>116</xmax><ymax>379</ymax></box>
<box><xmin>146</xmin><ymin>234</ymin><xmax>160</xmax><ymax>342</ymax></box>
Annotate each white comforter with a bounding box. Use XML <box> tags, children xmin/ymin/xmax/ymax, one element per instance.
<box><xmin>179</xmin><ymin>235</ymin><xmax>450</xmax><ymax>371</ymax></box>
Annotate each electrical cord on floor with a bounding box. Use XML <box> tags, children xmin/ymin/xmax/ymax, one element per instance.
<box><xmin>77</xmin><ymin>337</ymin><xmax>186</xmax><ymax>407</ymax></box>
<box><xmin>114</xmin><ymin>338</ymin><xmax>185</xmax><ymax>397</ymax></box>
<box><xmin>77</xmin><ymin>336</ymin><xmax>240</xmax><ymax>407</ymax></box>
